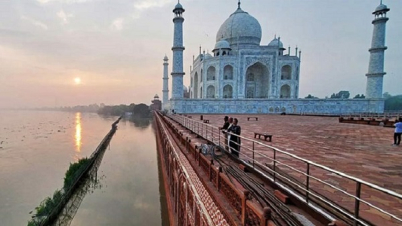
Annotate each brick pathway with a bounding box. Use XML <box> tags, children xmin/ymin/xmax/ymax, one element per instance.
<box><xmin>187</xmin><ymin>114</ymin><xmax>402</xmax><ymax>225</ymax></box>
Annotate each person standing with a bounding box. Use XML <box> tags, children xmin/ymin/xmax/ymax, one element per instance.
<box><xmin>228</xmin><ymin>118</ymin><xmax>241</xmax><ymax>157</ymax></box>
<box><xmin>393</xmin><ymin>118</ymin><xmax>402</xmax><ymax>146</ymax></box>
<box><xmin>226</xmin><ymin>117</ymin><xmax>234</xmax><ymax>153</ymax></box>
<box><xmin>221</xmin><ymin>116</ymin><xmax>230</xmax><ymax>150</ymax></box>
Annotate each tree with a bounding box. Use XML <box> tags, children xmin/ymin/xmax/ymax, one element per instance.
<box><xmin>330</xmin><ymin>91</ymin><xmax>350</xmax><ymax>99</ymax></box>
<box><xmin>385</xmin><ymin>95</ymin><xmax>402</xmax><ymax>111</ymax></box>
<box><xmin>133</xmin><ymin>103</ymin><xmax>151</xmax><ymax>118</ymax></box>
<box><xmin>353</xmin><ymin>94</ymin><xmax>365</xmax><ymax>99</ymax></box>
<box><xmin>305</xmin><ymin>94</ymin><xmax>317</xmax><ymax>99</ymax></box>
<box><xmin>383</xmin><ymin>92</ymin><xmax>392</xmax><ymax>99</ymax></box>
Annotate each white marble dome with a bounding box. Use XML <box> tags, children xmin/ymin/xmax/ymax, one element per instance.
<box><xmin>214</xmin><ymin>39</ymin><xmax>231</xmax><ymax>50</ymax></box>
<box><xmin>268</xmin><ymin>38</ymin><xmax>283</xmax><ymax>48</ymax></box>
<box><xmin>216</xmin><ymin>8</ymin><xmax>262</xmax><ymax>46</ymax></box>
<box><xmin>375</xmin><ymin>4</ymin><xmax>388</xmax><ymax>12</ymax></box>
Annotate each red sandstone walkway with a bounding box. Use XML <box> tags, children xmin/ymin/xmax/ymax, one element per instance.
<box><xmin>187</xmin><ymin>114</ymin><xmax>402</xmax><ymax>225</ymax></box>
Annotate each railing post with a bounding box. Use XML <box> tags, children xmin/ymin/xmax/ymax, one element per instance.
<box><xmin>273</xmin><ymin>149</ymin><xmax>277</xmax><ymax>182</ymax></box>
<box><xmin>354</xmin><ymin>182</ymin><xmax>361</xmax><ymax>226</ymax></box>
<box><xmin>218</xmin><ymin>127</ymin><xmax>221</xmax><ymax>147</ymax></box>
<box><xmin>241</xmin><ymin>190</ymin><xmax>249</xmax><ymax>225</ymax></box>
<box><xmin>252</xmin><ymin>141</ymin><xmax>255</xmax><ymax>168</ymax></box>
<box><xmin>306</xmin><ymin>162</ymin><xmax>310</xmax><ymax>203</ymax></box>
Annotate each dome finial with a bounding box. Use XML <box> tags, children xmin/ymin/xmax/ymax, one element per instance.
<box><xmin>238</xmin><ymin>0</ymin><xmax>241</xmax><ymax>9</ymax></box>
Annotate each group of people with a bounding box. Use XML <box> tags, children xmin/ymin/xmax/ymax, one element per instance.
<box><xmin>221</xmin><ymin>116</ymin><xmax>241</xmax><ymax>157</ymax></box>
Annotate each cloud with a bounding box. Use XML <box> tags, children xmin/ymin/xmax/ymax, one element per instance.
<box><xmin>133</xmin><ymin>0</ymin><xmax>173</xmax><ymax>18</ymax></box>
<box><xmin>20</xmin><ymin>16</ymin><xmax>48</xmax><ymax>30</ymax></box>
<box><xmin>37</xmin><ymin>0</ymin><xmax>92</xmax><ymax>4</ymax></box>
<box><xmin>111</xmin><ymin>18</ymin><xmax>124</xmax><ymax>31</ymax></box>
<box><xmin>57</xmin><ymin>10</ymin><xmax>74</xmax><ymax>24</ymax></box>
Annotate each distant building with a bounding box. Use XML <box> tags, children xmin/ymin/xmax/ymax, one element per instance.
<box><xmin>150</xmin><ymin>94</ymin><xmax>162</xmax><ymax>111</ymax></box>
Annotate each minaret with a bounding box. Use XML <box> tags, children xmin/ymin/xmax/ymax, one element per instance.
<box><xmin>162</xmin><ymin>55</ymin><xmax>169</xmax><ymax>108</ymax></box>
<box><xmin>171</xmin><ymin>1</ymin><xmax>185</xmax><ymax>99</ymax></box>
<box><xmin>365</xmin><ymin>1</ymin><xmax>390</xmax><ymax>99</ymax></box>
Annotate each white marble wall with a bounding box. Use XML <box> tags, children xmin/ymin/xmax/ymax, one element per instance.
<box><xmin>169</xmin><ymin>99</ymin><xmax>385</xmax><ymax>114</ymax></box>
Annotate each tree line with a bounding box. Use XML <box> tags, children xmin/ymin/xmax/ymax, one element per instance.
<box><xmin>304</xmin><ymin>91</ymin><xmax>401</xmax><ymax>111</ymax></box>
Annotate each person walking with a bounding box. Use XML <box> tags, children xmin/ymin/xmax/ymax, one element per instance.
<box><xmin>228</xmin><ymin>118</ymin><xmax>241</xmax><ymax>157</ymax></box>
<box><xmin>393</xmin><ymin>118</ymin><xmax>402</xmax><ymax>146</ymax></box>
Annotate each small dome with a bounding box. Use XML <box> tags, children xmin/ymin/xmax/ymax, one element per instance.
<box><xmin>173</xmin><ymin>2</ymin><xmax>184</xmax><ymax>12</ymax></box>
<box><xmin>204</xmin><ymin>53</ymin><xmax>213</xmax><ymax>59</ymax></box>
<box><xmin>163</xmin><ymin>55</ymin><xmax>168</xmax><ymax>61</ymax></box>
<box><xmin>214</xmin><ymin>39</ymin><xmax>231</xmax><ymax>50</ymax></box>
<box><xmin>375</xmin><ymin>4</ymin><xmax>387</xmax><ymax>12</ymax></box>
<box><xmin>216</xmin><ymin>7</ymin><xmax>262</xmax><ymax>46</ymax></box>
<box><xmin>268</xmin><ymin>38</ymin><xmax>283</xmax><ymax>48</ymax></box>
<box><xmin>154</xmin><ymin>94</ymin><xmax>159</xmax><ymax>99</ymax></box>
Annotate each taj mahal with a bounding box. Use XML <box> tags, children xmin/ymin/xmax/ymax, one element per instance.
<box><xmin>162</xmin><ymin>1</ymin><xmax>390</xmax><ymax>114</ymax></box>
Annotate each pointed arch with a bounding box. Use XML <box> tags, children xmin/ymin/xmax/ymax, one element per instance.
<box><xmin>280</xmin><ymin>85</ymin><xmax>291</xmax><ymax>98</ymax></box>
<box><xmin>224</xmin><ymin>65</ymin><xmax>233</xmax><ymax>80</ymax></box>
<box><xmin>245</xmin><ymin>62</ymin><xmax>269</xmax><ymax>98</ymax></box>
<box><xmin>194</xmin><ymin>72</ymin><xmax>199</xmax><ymax>98</ymax></box>
<box><xmin>223</xmin><ymin>85</ymin><xmax>233</xmax><ymax>98</ymax></box>
<box><xmin>281</xmin><ymin>65</ymin><xmax>292</xmax><ymax>80</ymax></box>
<box><xmin>207</xmin><ymin>66</ymin><xmax>216</xmax><ymax>81</ymax></box>
<box><xmin>207</xmin><ymin>85</ymin><xmax>215</xmax><ymax>98</ymax></box>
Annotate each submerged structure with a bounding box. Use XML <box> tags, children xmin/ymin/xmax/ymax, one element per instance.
<box><xmin>163</xmin><ymin>2</ymin><xmax>389</xmax><ymax>114</ymax></box>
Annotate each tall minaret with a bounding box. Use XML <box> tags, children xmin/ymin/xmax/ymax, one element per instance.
<box><xmin>365</xmin><ymin>1</ymin><xmax>390</xmax><ymax>99</ymax></box>
<box><xmin>162</xmin><ymin>55</ymin><xmax>169</xmax><ymax>108</ymax></box>
<box><xmin>171</xmin><ymin>1</ymin><xmax>185</xmax><ymax>99</ymax></box>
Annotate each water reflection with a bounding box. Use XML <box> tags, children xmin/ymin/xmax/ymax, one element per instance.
<box><xmin>128</xmin><ymin>116</ymin><xmax>151</xmax><ymax>129</ymax></box>
<box><xmin>75</xmin><ymin>112</ymin><xmax>82</xmax><ymax>161</ymax></box>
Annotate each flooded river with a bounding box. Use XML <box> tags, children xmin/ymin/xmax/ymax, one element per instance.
<box><xmin>0</xmin><ymin>110</ymin><xmax>167</xmax><ymax>225</ymax></box>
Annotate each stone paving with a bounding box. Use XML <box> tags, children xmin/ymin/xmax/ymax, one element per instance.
<box><xmin>186</xmin><ymin>114</ymin><xmax>402</xmax><ymax>226</ymax></box>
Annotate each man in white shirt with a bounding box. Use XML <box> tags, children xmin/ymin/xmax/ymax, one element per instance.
<box><xmin>393</xmin><ymin>118</ymin><xmax>402</xmax><ymax>146</ymax></box>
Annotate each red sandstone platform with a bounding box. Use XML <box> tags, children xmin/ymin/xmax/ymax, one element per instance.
<box><xmin>188</xmin><ymin>114</ymin><xmax>402</xmax><ymax>225</ymax></box>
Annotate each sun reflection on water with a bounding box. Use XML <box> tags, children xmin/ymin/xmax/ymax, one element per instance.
<box><xmin>75</xmin><ymin>112</ymin><xmax>82</xmax><ymax>160</ymax></box>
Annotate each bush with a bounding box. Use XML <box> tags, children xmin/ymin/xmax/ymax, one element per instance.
<box><xmin>64</xmin><ymin>158</ymin><xmax>91</xmax><ymax>189</ymax></box>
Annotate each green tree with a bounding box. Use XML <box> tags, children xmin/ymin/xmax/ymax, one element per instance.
<box><xmin>330</xmin><ymin>91</ymin><xmax>350</xmax><ymax>99</ymax></box>
<box><xmin>305</xmin><ymin>94</ymin><xmax>317</xmax><ymax>99</ymax></box>
<box><xmin>133</xmin><ymin>103</ymin><xmax>151</xmax><ymax>118</ymax></box>
<box><xmin>383</xmin><ymin>92</ymin><xmax>392</xmax><ymax>99</ymax></box>
<box><xmin>385</xmin><ymin>95</ymin><xmax>402</xmax><ymax>111</ymax></box>
<box><xmin>353</xmin><ymin>94</ymin><xmax>365</xmax><ymax>99</ymax></box>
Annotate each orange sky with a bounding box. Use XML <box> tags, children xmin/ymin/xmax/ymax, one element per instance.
<box><xmin>0</xmin><ymin>0</ymin><xmax>401</xmax><ymax>108</ymax></box>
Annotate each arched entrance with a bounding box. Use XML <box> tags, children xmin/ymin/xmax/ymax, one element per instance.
<box><xmin>280</xmin><ymin>85</ymin><xmax>291</xmax><ymax>98</ymax></box>
<box><xmin>223</xmin><ymin>85</ymin><xmax>233</xmax><ymax>98</ymax></box>
<box><xmin>245</xmin><ymin>62</ymin><xmax>269</xmax><ymax>98</ymax></box>
<box><xmin>194</xmin><ymin>72</ymin><xmax>199</xmax><ymax>98</ymax></box>
<box><xmin>207</xmin><ymin>85</ymin><xmax>215</xmax><ymax>98</ymax></box>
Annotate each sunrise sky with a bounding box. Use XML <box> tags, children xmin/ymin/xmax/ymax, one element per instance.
<box><xmin>0</xmin><ymin>0</ymin><xmax>401</xmax><ymax>108</ymax></box>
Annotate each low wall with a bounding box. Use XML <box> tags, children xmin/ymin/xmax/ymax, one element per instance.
<box><xmin>169</xmin><ymin>98</ymin><xmax>385</xmax><ymax>114</ymax></box>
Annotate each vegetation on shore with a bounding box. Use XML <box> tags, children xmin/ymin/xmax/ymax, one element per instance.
<box><xmin>384</xmin><ymin>93</ymin><xmax>402</xmax><ymax>111</ymax></box>
<box><xmin>27</xmin><ymin>158</ymin><xmax>91</xmax><ymax>226</ymax></box>
<box><xmin>97</xmin><ymin>103</ymin><xmax>151</xmax><ymax>117</ymax></box>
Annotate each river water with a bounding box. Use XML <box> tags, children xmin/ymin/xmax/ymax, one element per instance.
<box><xmin>0</xmin><ymin>110</ymin><xmax>167</xmax><ymax>225</ymax></box>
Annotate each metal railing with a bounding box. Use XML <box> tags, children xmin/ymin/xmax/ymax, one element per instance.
<box><xmin>168</xmin><ymin>113</ymin><xmax>402</xmax><ymax>226</ymax></box>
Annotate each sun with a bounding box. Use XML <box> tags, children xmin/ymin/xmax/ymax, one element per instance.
<box><xmin>74</xmin><ymin>77</ymin><xmax>81</xmax><ymax>85</ymax></box>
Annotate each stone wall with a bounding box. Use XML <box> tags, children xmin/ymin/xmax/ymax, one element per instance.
<box><xmin>169</xmin><ymin>98</ymin><xmax>385</xmax><ymax>114</ymax></box>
